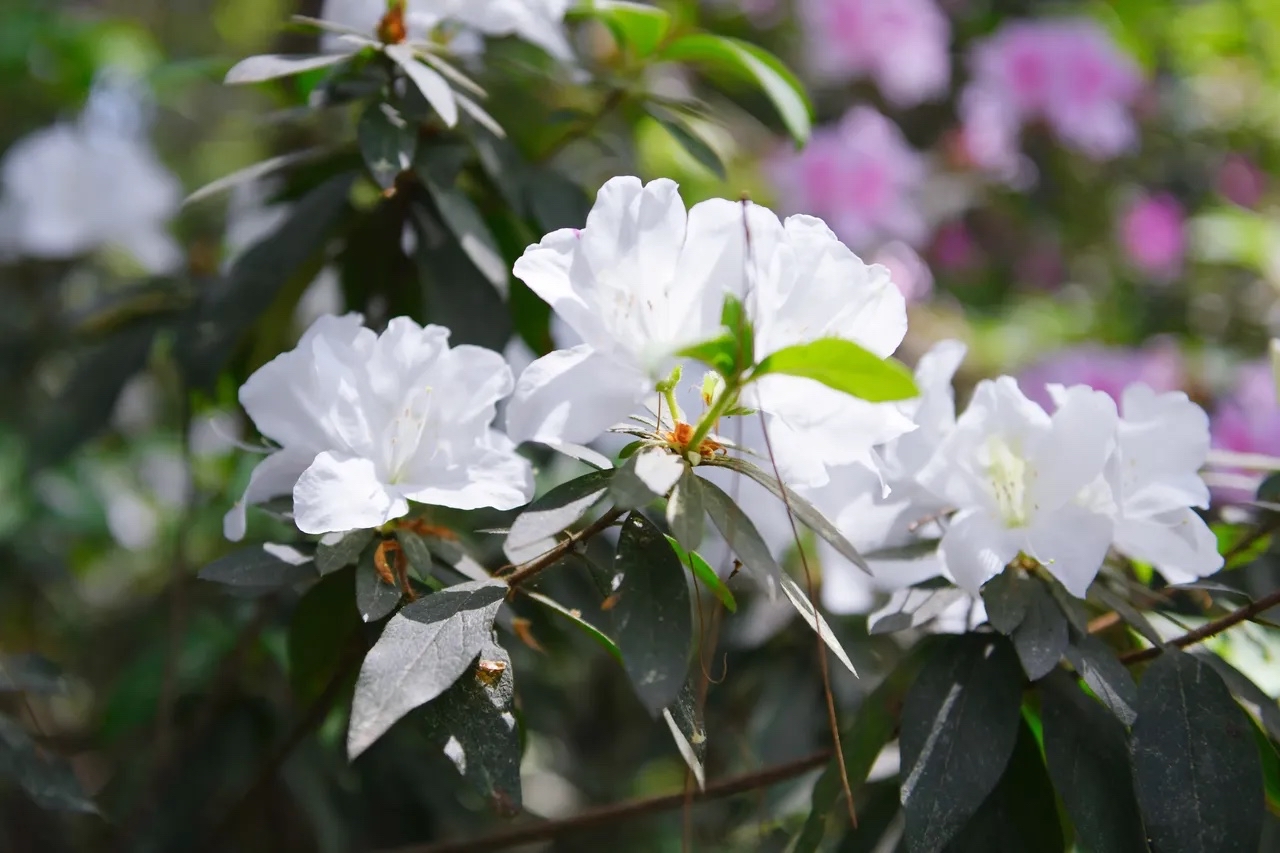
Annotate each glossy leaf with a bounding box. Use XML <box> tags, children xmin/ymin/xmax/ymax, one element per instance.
<box><xmin>504</xmin><ymin>469</ymin><xmax>614</xmax><ymax>564</ymax></box>
<box><xmin>899</xmin><ymin>634</ymin><xmax>1023</xmax><ymax>853</ymax></box>
<box><xmin>663</xmin><ymin>680</ymin><xmax>706</xmax><ymax>790</ymax></box>
<box><xmin>347</xmin><ymin>579</ymin><xmax>507</xmax><ymax>758</ymax></box>
<box><xmin>395</xmin><ymin>530</ymin><xmax>437</xmax><ymax>582</ymax></box>
<box><xmin>612</xmin><ymin>512</ymin><xmax>692</xmax><ymax>716</ymax></box>
<box><xmin>384</xmin><ymin>43</ymin><xmax>457</xmax><ymax>126</ymax></box>
<box><xmin>675</xmin><ymin>331</ymin><xmax>739</xmax><ymax>378</ymax></box>
<box><xmin>525</xmin><ymin>591</ymin><xmax>623</xmax><ymax>663</ymax></box>
<box><xmin>1130</xmin><ymin>651</ymin><xmax>1264</xmax><ymax>853</ymax></box>
<box><xmin>1042</xmin><ymin>672</ymin><xmax>1148</xmax><ymax>853</ymax></box>
<box><xmin>753</xmin><ymin>338</ymin><xmax>918</xmax><ymax>403</ymax></box>
<box><xmin>355</xmin><ymin>547</ymin><xmax>403</xmax><ymax>623</ymax></box>
<box><xmin>651</xmin><ymin>112</ymin><xmax>726</xmax><ymax>180</ymax></box>
<box><xmin>424</xmin><ymin>180</ymin><xmax>508</xmax><ymax>290</ymax></box>
<box><xmin>577</xmin><ymin>0</ymin><xmax>672</xmax><ymax>57</ymax></box>
<box><xmin>981</xmin><ymin>570</ymin><xmax>1032</xmax><ymax>635</ymax></box>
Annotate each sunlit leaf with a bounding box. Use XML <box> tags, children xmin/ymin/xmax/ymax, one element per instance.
<box><xmin>752</xmin><ymin>338</ymin><xmax>918</xmax><ymax>403</ymax></box>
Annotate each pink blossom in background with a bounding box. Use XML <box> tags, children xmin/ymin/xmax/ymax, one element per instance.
<box><xmin>1018</xmin><ymin>339</ymin><xmax>1185</xmax><ymax>412</ymax></box>
<box><xmin>930</xmin><ymin>220</ymin><xmax>980</xmax><ymax>272</ymax></box>
<box><xmin>1217</xmin><ymin>154</ymin><xmax>1266</xmax><ymax>209</ymax></box>
<box><xmin>769</xmin><ymin>106</ymin><xmax>928</xmax><ymax>251</ymax></box>
<box><xmin>1211</xmin><ymin>363</ymin><xmax>1280</xmax><ymax>500</ymax></box>
<box><xmin>873</xmin><ymin>241</ymin><xmax>934</xmax><ymax>303</ymax></box>
<box><xmin>797</xmin><ymin>0</ymin><xmax>951</xmax><ymax>108</ymax></box>
<box><xmin>960</xmin><ymin>19</ymin><xmax>1143</xmax><ymax>172</ymax></box>
<box><xmin>1119</xmin><ymin>193</ymin><xmax>1185</xmax><ymax>280</ymax></box>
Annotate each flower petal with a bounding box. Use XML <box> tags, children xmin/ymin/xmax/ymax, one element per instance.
<box><xmin>1025</xmin><ymin>503</ymin><xmax>1114</xmax><ymax>598</ymax></box>
<box><xmin>1030</xmin><ymin>384</ymin><xmax>1118</xmax><ymax>513</ymax></box>
<box><xmin>401</xmin><ymin>431</ymin><xmax>534</xmax><ymax>511</ymax></box>
<box><xmin>293</xmin><ymin>451</ymin><xmax>406</xmax><ymax>534</ymax></box>
<box><xmin>1113</xmin><ymin>509</ymin><xmax>1223</xmax><ymax>585</ymax></box>
<box><xmin>505</xmin><ymin>345</ymin><xmax>650</xmax><ymax>447</ymax></box>
<box><xmin>223</xmin><ymin>448</ymin><xmax>316</xmax><ymax>541</ymax></box>
<box><xmin>938</xmin><ymin>509</ymin><xmax>1020</xmax><ymax>595</ymax></box>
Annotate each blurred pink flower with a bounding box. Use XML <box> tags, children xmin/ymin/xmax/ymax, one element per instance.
<box><xmin>873</xmin><ymin>241</ymin><xmax>934</xmax><ymax>303</ymax></box>
<box><xmin>960</xmin><ymin>19</ymin><xmax>1143</xmax><ymax>172</ymax></box>
<box><xmin>768</xmin><ymin>106</ymin><xmax>928</xmax><ymax>251</ymax></box>
<box><xmin>1119</xmin><ymin>193</ymin><xmax>1185</xmax><ymax>280</ymax></box>
<box><xmin>1217</xmin><ymin>154</ymin><xmax>1266</xmax><ymax>209</ymax></box>
<box><xmin>1018</xmin><ymin>339</ymin><xmax>1185</xmax><ymax>411</ymax></box>
<box><xmin>1212</xmin><ymin>363</ymin><xmax>1280</xmax><ymax>459</ymax></box>
<box><xmin>930</xmin><ymin>220</ymin><xmax>980</xmax><ymax>272</ymax></box>
<box><xmin>798</xmin><ymin>0</ymin><xmax>951</xmax><ymax>107</ymax></box>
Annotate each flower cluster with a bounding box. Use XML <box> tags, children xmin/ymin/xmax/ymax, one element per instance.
<box><xmin>960</xmin><ymin>19</ymin><xmax>1143</xmax><ymax>175</ymax></box>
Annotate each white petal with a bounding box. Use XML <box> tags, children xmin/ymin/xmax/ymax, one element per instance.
<box><xmin>223</xmin><ymin>448</ymin><xmax>316</xmax><ymax>541</ymax></box>
<box><xmin>1114</xmin><ymin>509</ymin><xmax>1223</xmax><ymax>585</ymax></box>
<box><xmin>1029</xmin><ymin>385</ymin><xmax>1117</xmax><ymax>514</ymax></box>
<box><xmin>512</xmin><ymin>228</ymin><xmax>603</xmax><ymax>348</ymax></box>
<box><xmin>504</xmin><ymin>345</ymin><xmax>650</xmax><ymax>447</ymax></box>
<box><xmin>293</xmin><ymin>451</ymin><xmax>406</xmax><ymax>534</ymax></box>
<box><xmin>937</xmin><ymin>509</ymin><xmax>1020</xmax><ymax>595</ymax></box>
<box><xmin>1115</xmin><ymin>385</ymin><xmax>1212</xmax><ymax>515</ymax></box>
<box><xmin>1025</xmin><ymin>504</ymin><xmax>1114</xmax><ymax>598</ymax></box>
<box><xmin>400</xmin><ymin>432</ymin><xmax>534</xmax><ymax>511</ymax></box>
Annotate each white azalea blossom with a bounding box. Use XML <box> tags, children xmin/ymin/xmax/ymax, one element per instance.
<box><xmin>0</xmin><ymin>108</ymin><xmax>181</xmax><ymax>272</ymax></box>
<box><xmin>225</xmin><ymin>313</ymin><xmax>533</xmax><ymax>540</ymax></box>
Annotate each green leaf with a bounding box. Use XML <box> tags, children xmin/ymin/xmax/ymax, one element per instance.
<box><xmin>612</xmin><ymin>512</ymin><xmax>693</xmax><ymax>716</ymax></box>
<box><xmin>316</xmin><ymin>528</ymin><xmax>375</xmax><ymax>576</ymax></box>
<box><xmin>698</xmin><ymin>475</ymin><xmax>781</xmax><ymax>588</ymax></box>
<box><xmin>675</xmin><ymin>331</ymin><xmax>739</xmax><ymax>377</ymax></box>
<box><xmin>659</xmin><ymin>34</ymin><xmax>812</xmax><ymax>144</ymax></box>
<box><xmin>395</xmin><ymin>530</ymin><xmax>437</xmax><ymax>582</ymax></box>
<box><xmin>752</xmin><ymin>338</ymin><xmax>918</xmax><ymax>403</ymax></box>
<box><xmin>662</xmin><ymin>680</ymin><xmax>706</xmax><ymax>790</ymax></box>
<box><xmin>664</xmin><ymin>536</ymin><xmax>736</xmax><ymax>613</ymax></box>
<box><xmin>666</xmin><ymin>468</ymin><xmax>705</xmax><ymax>551</ymax></box>
<box><xmin>504</xmin><ymin>470</ymin><xmax>614</xmax><ymax>563</ymax></box>
<box><xmin>779</xmin><ymin>576</ymin><xmax>857</xmax><ymax>676</ymax></box>
<box><xmin>358</xmin><ymin>101</ymin><xmax>417</xmax><ymax>190</ymax></box>
<box><xmin>198</xmin><ymin>544</ymin><xmax>317</xmax><ymax>592</ymax></box>
<box><xmin>411</xmin><ymin>202</ymin><xmax>512</xmax><ymax>351</ymax></box>
<box><xmin>1063</xmin><ymin>630</ymin><xmax>1138</xmax><ymax>726</ymax></box>
<box><xmin>0</xmin><ymin>655</ymin><xmax>64</xmax><ymax>695</ymax></box>
<box><xmin>981</xmin><ymin>570</ymin><xmax>1033</xmax><ymax>635</ymax></box>
<box><xmin>289</xmin><ymin>568</ymin><xmax>362</xmax><ymax>706</ymax></box>
<box><xmin>522</xmin><ymin>168</ymin><xmax>591</xmax><ymax>232</ymax></box>
<box><xmin>1195</xmin><ymin>651</ymin><xmax>1280</xmax><ymax>743</ymax></box>
<box><xmin>899</xmin><ymin>634</ymin><xmax>1024</xmax><ymax>852</ymax></box>
<box><xmin>183</xmin><ymin>146</ymin><xmax>336</xmax><ymax>205</ymax></box>
<box><xmin>525</xmin><ymin>591</ymin><xmax>623</xmax><ymax>663</ymax></box>
<box><xmin>868</xmin><ymin>586</ymin><xmax>975</xmax><ymax>635</ymax></box>
<box><xmin>422</xmin><ymin>180</ymin><xmax>509</xmax><ymax>290</ymax></box>
<box><xmin>649</xmin><ymin>110</ymin><xmax>726</xmax><ymax>180</ymax></box>
<box><xmin>348</xmin><ymin>579</ymin><xmax>508</xmax><ymax>758</ymax></box>
<box><xmin>384</xmin><ymin>43</ymin><xmax>457</xmax><ymax>126</ymax></box>
<box><xmin>1011</xmin><ymin>579</ymin><xmax>1068</xmax><ymax>681</ymax></box>
<box><xmin>610</xmin><ymin>449</ymin><xmax>684</xmax><ymax>509</ymax></box>
<box><xmin>1041</xmin><ymin>671</ymin><xmax>1148</xmax><ymax>853</ymax></box>
<box><xmin>0</xmin><ymin>714</ymin><xmax>96</xmax><ymax>813</ymax></box>
<box><xmin>574</xmin><ymin>0</ymin><xmax>672</xmax><ymax>58</ymax></box>
<box><xmin>355</xmin><ymin>546</ymin><xmax>403</xmax><ymax>623</ymax></box>
<box><xmin>420</xmin><ymin>638</ymin><xmax>522</xmax><ymax>816</ymax></box>
<box><xmin>1130</xmin><ymin>650</ymin><xmax>1264</xmax><ymax>853</ymax></box>
<box><xmin>224</xmin><ymin>52</ymin><xmax>351</xmax><ymax>84</ymax></box>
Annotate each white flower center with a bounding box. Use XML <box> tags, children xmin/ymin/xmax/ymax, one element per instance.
<box><xmin>386</xmin><ymin>386</ymin><xmax>434</xmax><ymax>484</ymax></box>
<box><xmin>984</xmin><ymin>436</ymin><xmax>1030</xmax><ymax>527</ymax></box>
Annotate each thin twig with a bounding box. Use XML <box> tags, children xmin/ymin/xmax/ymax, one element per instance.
<box><xmin>1120</xmin><ymin>588</ymin><xmax>1280</xmax><ymax>665</ymax></box>
<box><xmin>502</xmin><ymin>508</ymin><xmax>626</xmax><ymax>587</ymax></box>
<box><xmin>375</xmin><ymin>751</ymin><xmax>831</xmax><ymax>853</ymax></box>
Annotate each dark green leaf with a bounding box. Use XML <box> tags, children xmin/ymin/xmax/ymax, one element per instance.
<box><xmin>1011</xmin><ymin>579</ymin><xmax>1068</xmax><ymax>681</ymax></box>
<box><xmin>348</xmin><ymin>579</ymin><xmax>508</xmax><ymax>758</ymax></box>
<box><xmin>198</xmin><ymin>544</ymin><xmax>317</xmax><ymax>591</ymax></box>
<box><xmin>504</xmin><ymin>469</ymin><xmax>614</xmax><ymax>563</ymax></box>
<box><xmin>224</xmin><ymin>52</ymin><xmax>351</xmax><ymax>84</ymax></box>
<box><xmin>900</xmin><ymin>634</ymin><xmax>1024</xmax><ymax>853</ymax></box>
<box><xmin>355</xmin><ymin>546</ymin><xmax>402</xmax><ymax>623</ymax></box>
<box><xmin>0</xmin><ymin>654</ymin><xmax>64</xmax><ymax>695</ymax></box>
<box><xmin>412</xmin><ymin>202</ymin><xmax>512</xmax><ymax>350</ymax></box>
<box><xmin>780</xmin><ymin>576</ymin><xmax>856</xmax><ymax>676</ymax></box>
<box><xmin>664</xmin><ymin>536</ymin><xmax>736</xmax><ymax>613</ymax></box>
<box><xmin>420</xmin><ymin>639</ymin><xmax>521</xmax><ymax>816</ymax></box>
<box><xmin>666</xmin><ymin>467</ymin><xmax>705</xmax><ymax>551</ymax></box>
<box><xmin>651</xmin><ymin>111</ymin><xmax>726</xmax><ymax>180</ymax></box>
<box><xmin>1042</xmin><ymin>671</ymin><xmax>1148</xmax><ymax>853</ymax></box>
<box><xmin>1130</xmin><ymin>650</ymin><xmax>1264</xmax><ymax>853</ymax></box>
<box><xmin>1092</xmin><ymin>585</ymin><xmax>1166</xmax><ymax>648</ymax></box>
<box><xmin>358</xmin><ymin>101</ymin><xmax>417</xmax><ymax>189</ymax></box>
<box><xmin>525</xmin><ymin>591</ymin><xmax>623</xmax><ymax>662</ymax></box>
<box><xmin>944</xmin><ymin>717</ymin><xmax>1063</xmax><ymax>853</ymax></box>
<box><xmin>612</xmin><ymin>512</ymin><xmax>692</xmax><ymax>716</ymax></box>
<box><xmin>289</xmin><ymin>568</ymin><xmax>362</xmax><ymax>705</ymax></box>
<box><xmin>662</xmin><ymin>680</ymin><xmax>706</xmax><ymax>789</ymax></box>
<box><xmin>522</xmin><ymin>169</ymin><xmax>591</xmax><ymax>232</ymax></box>
<box><xmin>396</xmin><ymin>530</ymin><xmax>437</xmax><ymax>582</ymax></box>
<box><xmin>316</xmin><ymin>529</ymin><xmax>375</xmax><ymax>576</ymax></box>
<box><xmin>1064</xmin><ymin>630</ymin><xmax>1139</xmax><ymax>726</ymax></box>
<box><xmin>423</xmin><ymin>179</ymin><xmax>508</xmax><ymax>289</ymax></box>
<box><xmin>868</xmin><ymin>586</ymin><xmax>975</xmax><ymax>635</ymax></box>
<box><xmin>610</xmin><ymin>449</ymin><xmax>684</xmax><ymax>509</ymax></box>
<box><xmin>184</xmin><ymin>146</ymin><xmax>336</xmax><ymax>205</ymax></box>
<box><xmin>752</xmin><ymin>338</ymin><xmax>918</xmax><ymax>403</ymax></box>
<box><xmin>981</xmin><ymin>571</ymin><xmax>1032</xmax><ymax>635</ymax></box>
<box><xmin>1195</xmin><ymin>651</ymin><xmax>1280</xmax><ymax>742</ymax></box>
<box><xmin>0</xmin><ymin>714</ymin><xmax>96</xmax><ymax>813</ymax></box>
<box><xmin>659</xmin><ymin>34</ymin><xmax>812</xmax><ymax>144</ymax></box>
<box><xmin>575</xmin><ymin>0</ymin><xmax>672</xmax><ymax>57</ymax></box>
<box><xmin>698</xmin><ymin>475</ymin><xmax>781</xmax><ymax>587</ymax></box>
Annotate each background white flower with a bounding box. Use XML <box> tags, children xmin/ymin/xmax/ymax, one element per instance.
<box><xmin>225</xmin><ymin>313</ymin><xmax>533</xmax><ymax>539</ymax></box>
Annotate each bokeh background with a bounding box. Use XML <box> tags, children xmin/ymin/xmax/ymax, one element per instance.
<box><xmin>4</xmin><ymin>0</ymin><xmax>1280</xmax><ymax>850</ymax></box>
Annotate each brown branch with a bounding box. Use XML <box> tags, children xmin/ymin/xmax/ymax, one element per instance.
<box><xmin>1120</xmin><ymin>587</ymin><xmax>1280</xmax><ymax>665</ymax></box>
<box><xmin>502</xmin><ymin>507</ymin><xmax>626</xmax><ymax>588</ymax></box>
<box><xmin>375</xmin><ymin>750</ymin><xmax>831</xmax><ymax>853</ymax></box>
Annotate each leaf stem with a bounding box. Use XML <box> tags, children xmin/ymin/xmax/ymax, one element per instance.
<box><xmin>503</xmin><ymin>507</ymin><xmax>627</xmax><ymax>587</ymax></box>
<box><xmin>684</xmin><ymin>379</ymin><xmax>738</xmax><ymax>455</ymax></box>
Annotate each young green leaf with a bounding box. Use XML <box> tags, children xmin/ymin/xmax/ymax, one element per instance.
<box><xmin>525</xmin><ymin>591</ymin><xmax>623</xmax><ymax>663</ymax></box>
<box><xmin>664</xmin><ymin>535</ymin><xmax>736</xmax><ymax>613</ymax></box>
<box><xmin>612</xmin><ymin>512</ymin><xmax>693</xmax><ymax>716</ymax></box>
<box><xmin>649</xmin><ymin>111</ymin><xmax>726</xmax><ymax>180</ymax></box>
<box><xmin>752</xmin><ymin>338</ymin><xmax>918</xmax><ymax>403</ymax></box>
<box><xmin>675</xmin><ymin>331</ymin><xmax>739</xmax><ymax>378</ymax></box>
<box><xmin>573</xmin><ymin>0</ymin><xmax>672</xmax><ymax>58</ymax></box>
<box><xmin>1130</xmin><ymin>650</ymin><xmax>1265</xmax><ymax>853</ymax></box>
<box><xmin>660</xmin><ymin>34</ymin><xmax>812</xmax><ymax>144</ymax></box>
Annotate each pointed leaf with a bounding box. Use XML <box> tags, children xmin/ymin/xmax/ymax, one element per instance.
<box><xmin>396</xmin><ymin>530</ymin><xmax>437</xmax><ymax>582</ymax></box>
<box><xmin>347</xmin><ymin>579</ymin><xmax>507</xmax><ymax>758</ymax></box>
<box><xmin>1130</xmin><ymin>650</ymin><xmax>1264</xmax><ymax>853</ymax></box>
<box><xmin>224</xmin><ymin>52</ymin><xmax>351</xmax><ymax>85</ymax></box>
<box><xmin>358</xmin><ymin>101</ymin><xmax>417</xmax><ymax>189</ymax></box>
<box><xmin>184</xmin><ymin>146</ymin><xmax>335</xmax><ymax>205</ymax></box>
<box><xmin>1041</xmin><ymin>671</ymin><xmax>1148</xmax><ymax>853</ymax></box>
<box><xmin>698</xmin><ymin>475</ymin><xmax>781</xmax><ymax>587</ymax></box>
<box><xmin>1011</xmin><ymin>579</ymin><xmax>1068</xmax><ymax>681</ymax></box>
<box><xmin>198</xmin><ymin>544</ymin><xmax>316</xmax><ymax>591</ymax></box>
<box><xmin>1195</xmin><ymin>651</ymin><xmax>1280</xmax><ymax>743</ymax></box>
<box><xmin>525</xmin><ymin>591</ymin><xmax>622</xmax><ymax>662</ymax></box>
<box><xmin>424</xmin><ymin>180</ymin><xmax>508</xmax><ymax>290</ymax></box>
<box><xmin>316</xmin><ymin>529</ymin><xmax>375</xmax><ymax>576</ymax></box>
<box><xmin>1064</xmin><ymin>630</ymin><xmax>1139</xmax><ymax>726</ymax></box>
<box><xmin>610</xmin><ymin>449</ymin><xmax>684</xmax><ymax>509</ymax></box>
<box><xmin>753</xmin><ymin>338</ymin><xmax>918</xmax><ymax>403</ymax></box>
<box><xmin>420</xmin><ymin>639</ymin><xmax>521</xmax><ymax>816</ymax></box>
<box><xmin>651</xmin><ymin>112</ymin><xmax>726</xmax><ymax>180</ymax></box>
<box><xmin>384</xmin><ymin>44</ymin><xmax>457</xmax><ymax>126</ymax></box>
<box><xmin>355</xmin><ymin>547</ymin><xmax>402</xmax><ymax>623</ymax></box>
<box><xmin>981</xmin><ymin>570</ymin><xmax>1032</xmax><ymax>635</ymax></box>
<box><xmin>666</xmin><ymin>468</ymin><xmax>705</xmax><ymax>551</ymax></box>
<box><xmin>779</xmin><ymin>576</ymin><xmax>856</xmax><ymax>676</ymax></box>
<box><xmin>576</xmin><ymin>0</ymin><xmax>672</xmax><ymax>58</ymax></box>
<box><xmin>663</xmin><ymin>681</ymin><xmax>706</xmax><ymax>790</ymax></box>
<box><xmin>868</xmin><ymin>586</ymin><xmax>975</xmax><ymax>635</ymax></box>
<box><xmin>612</xmin><ymin>512</ymin><xmax>693</xmax><ymax>716</ymax></box>
<box><xmin>0</xmin><ymin>714</ymin><xmax>96</xmax><ymax>813</ymax></box>
<box><xmin>664</xmin><ymin>536</ymin><xmax>736</xmax><ymax>612</ymax></box>
<box><xmin>504</xmin><ymin>470</ymin><xmax>613</xmax><ymax>563</ymax></box>
<box><xmin>675</xmin><ymin>331</ymin><xmax>740</xmax><ymax>378</ymax></box>
<box><xmin>899</xmin><ymin>634</ymin><xmax>1023</xmax><ymax>853</ymax></box>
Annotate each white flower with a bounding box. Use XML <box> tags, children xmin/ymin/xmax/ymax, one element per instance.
<box><xmin>1103</xmin><ymin>383</ymin><xmax>1222</xmax><ymax>583</ymax></box>
<box><xmin>0</xmin><ymin>112</ymin><xmax>181</xmax><ymax>272</ymax></box>
<box><xmin>505</xmin><ymin>176</ymin><xmax>742</xmax><ymax>453</ymax></box>
<box><xmin>917</xmin><ymin>377</ymin><xmax>1119</xmax><ymax>597</ymax></box>
<box><xmin>225</xmin><ymin>313</ymin><xmax>533</xmax><ymax>540</ymax></box>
